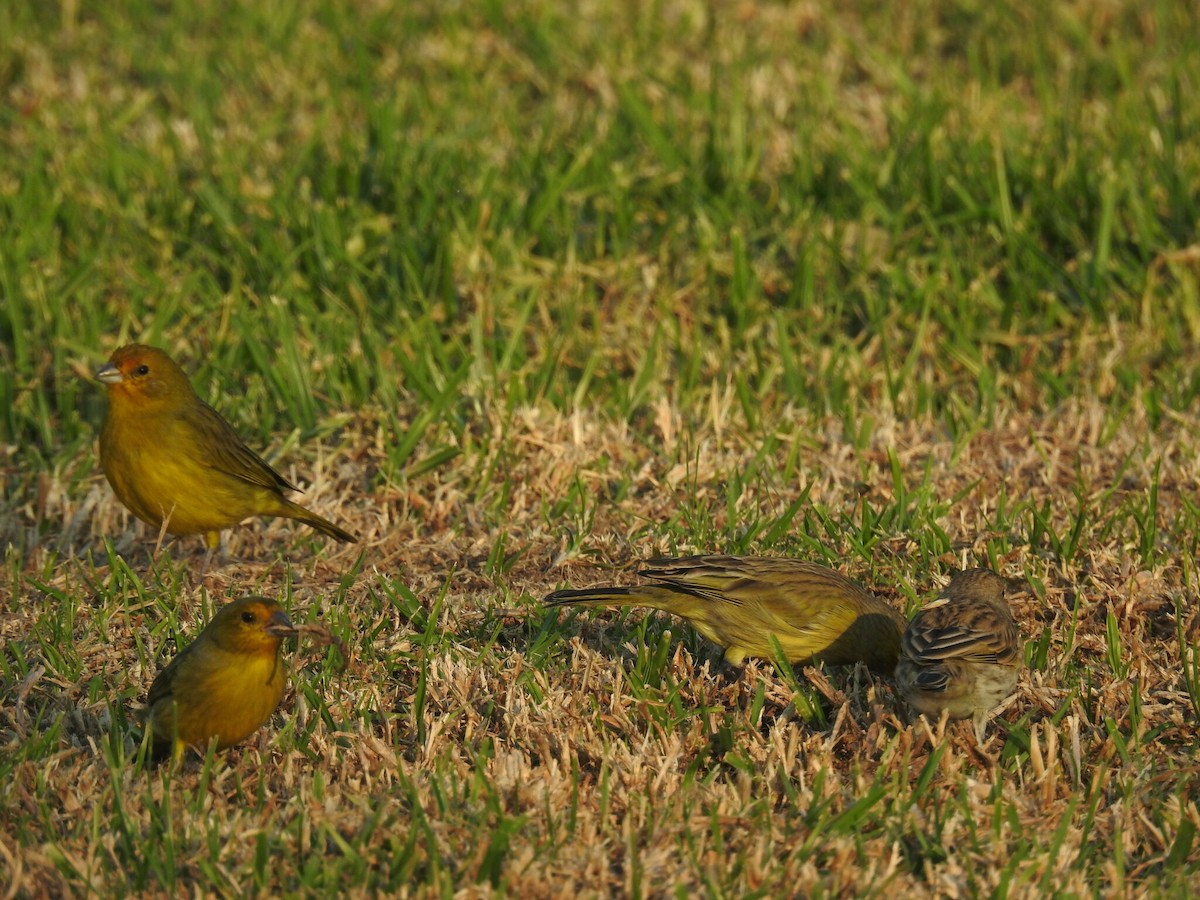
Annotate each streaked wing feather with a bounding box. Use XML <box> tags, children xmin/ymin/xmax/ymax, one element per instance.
<box><xmin>904</xmin><ymin>605</ymin><xmax>1018</xmax><ymax>664</ymax></box>
<box><xmin>913</xmin><ymin>668</ymin><xmax>951</xmax><ymax>692</ymax></box>
<box><xmin>179</xmin><ymin>402</ymin><xmax>297</xmax><ymax>492</ymax></box>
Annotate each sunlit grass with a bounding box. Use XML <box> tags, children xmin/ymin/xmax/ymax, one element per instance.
<box><xmin>2</xmin><ymin>0</ymin><xmax>1199</xmax><ymax>894</ymax></box>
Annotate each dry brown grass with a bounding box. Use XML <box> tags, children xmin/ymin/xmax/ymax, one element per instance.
<box><xmin>4</xmin><ymin>0</ymin><xmax>1200</xmax><ymax>892</ymax></box>
<box><xmin>3</xmin><ymin>393</ymin><xmax>1198</xmax><ymax>896</ymax></box>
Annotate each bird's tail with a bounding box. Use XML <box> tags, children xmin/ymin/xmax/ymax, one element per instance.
<box><xmin>543</xmin><ymin>586</ymin><xmax>672</xmax><ymax>610</ymax></box>
<box><xmin>284</xmin><ymin>501</ymin><xmax>358</xmax><ymax>543</ymax></box>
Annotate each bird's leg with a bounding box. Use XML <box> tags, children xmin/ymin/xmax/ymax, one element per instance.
<box><xmin>198</xmin><ymin>531</ymin><xmax>226</xmax><ymax>579</ymax></box>
<box><xmin>972</xmin><ymin>711</ymin><xmax>989</xmax><ymax>744</ymax></box>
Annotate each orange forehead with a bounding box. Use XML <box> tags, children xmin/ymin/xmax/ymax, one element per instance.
<box><xmin>108</xmin><ymin>343</ymin><xmax>172</xmax><ymax>374</ymax></box>
<box><xmin>225</xmin><ymin>597</ymin><xmax>282</xmax><ymax>619</ymax></box>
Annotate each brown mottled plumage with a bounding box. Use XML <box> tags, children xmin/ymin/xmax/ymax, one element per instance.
<box><xmin>96</xmin><ymin>343</ymin><xmax>357</xmax><ymax>549</ymax></box>
<box><xmin>545</xmin><ymin>555</ymin><xmax>907</xmax><ymax>672</ymax></box>
<box><xmin>895</xmin><ymin>568</ymin><xmax>1021</xmax><ymax>741</ymax></box>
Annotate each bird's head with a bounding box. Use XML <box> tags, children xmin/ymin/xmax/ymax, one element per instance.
<box><xmin>939</xmin><ymin>568</ymin><xmax>1007</xmax><ymax>607</ymax></box>
<box><xmin>207</xmin><ymin>597</ymin><xmax>299</xmax><ymax>655</ymax></box>
<box><xmin>95</xmin><ymin>343</ymin><xmax>196</xmax><ymax>407</ymax></box>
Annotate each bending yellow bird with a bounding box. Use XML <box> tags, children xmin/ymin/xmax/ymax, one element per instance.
<box><xmin>147</xmin><ymin>596</ymin><xmax>298</xmax><ymax>760</ymax></box>
<box><xmin>544</xmin><ymin>555</ymin><xmax>907</xmax><ymax>672</ymax></box>
<box><xmin>895</xmin><ymin>567</ymin><xmax>1021</xmax><ymax>741</ymax></box>
<box><xmin>96</xmin><ymin>343</ymin><xmax>357</xmax><ymax>549</ymax></box>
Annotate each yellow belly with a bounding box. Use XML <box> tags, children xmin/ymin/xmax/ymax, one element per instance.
<box><xmin>100</xmin><ymin>415</ymin><xmax>282</xmax><ymax>535</ymax></box>
<box><xmin>152</xmin><ymin>652</ymin><xmax>286</xmax><ymax>751</ymax></box>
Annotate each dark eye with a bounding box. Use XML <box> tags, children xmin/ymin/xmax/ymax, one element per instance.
<box><xmin>135</xmin><ymin>364</ymin><xmax>150</xmax><ymax>376</ymax></box>
<box><xmin>241</xmin><ymin>611</ymin><xmax>255</xmax><ymax>623</ymax></box>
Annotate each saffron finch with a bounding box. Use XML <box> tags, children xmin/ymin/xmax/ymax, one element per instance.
<box><xmin>544</xmin><ymin>554</ymin><xmax>907</xmax><ymax>672</ymax></box>
<box><xmin>895</xmin><ymin>567</ymin><xmax>1021</xmax><ymax>741</ymax></box>
<box><xmin>147</xmin><ymin>596</ymin><xmax>298</xmax><ymax>760</ymax></box>
<box><xmin>96</xmin><ymin>343</ymin><xmax>357</xmax><ymax>549</ymax></box>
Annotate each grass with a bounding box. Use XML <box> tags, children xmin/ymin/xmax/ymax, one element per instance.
<box><xmin>3</xmin><ymin>0</ymin><xmax>1200</xmax><ymax>894</ymax></box>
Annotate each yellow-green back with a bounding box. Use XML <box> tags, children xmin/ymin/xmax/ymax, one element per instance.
<box><xmin>546</xmin><ymin>555</ymin><xmax>907</xmax><ymax>671</ymax></box>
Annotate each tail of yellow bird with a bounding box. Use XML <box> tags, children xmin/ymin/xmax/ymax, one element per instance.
<box><xmin>281</xmin><ymin>499</ymin><xmax>358</xmax><ymax>543</ymax></box>
<box><xmin>544</xmin><ymin>586</ymin><xmax>681</xmax><ymax>611</ymax></box>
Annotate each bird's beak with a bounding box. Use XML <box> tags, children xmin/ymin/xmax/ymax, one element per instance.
<box><xmin>95</xmin><ymin>363</ymin><xmax>124</xmax><ymax>385</ymax></box>
<box><xmin>265</xmin><ymin>609</ymin><xmax>299</xmax><ymax>639</ymax></box>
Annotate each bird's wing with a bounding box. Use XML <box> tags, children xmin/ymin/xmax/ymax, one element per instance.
<box><xmin>638</xmin><ymin>557</ymin><xmax>749</xmax><ymax>605</ymax></box>
<box><xmin>178</xmin><ymin>401</ymin><xmax>298</xmax><ymax>493</ymax></box>
<box><xmin>640</xmin><ymin>556</ymin><xmax>877</xmax><ymax>629</ymax></box>
<box><xmin>911</xmin><ymin>666</ymin><xmax>953</xmax><ymax>692</ymax></box>
<box><xmin>147</xmin><ymin>640</ymin><xmax>193</xmax><ymax>706</ymax></box>
<box><xmin>903</xmin><ymin>601</ymin><xmax>1018</xmax><ymax>665</ymax></box>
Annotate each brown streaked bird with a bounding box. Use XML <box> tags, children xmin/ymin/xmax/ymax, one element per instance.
<box><xmin>147</xmin><ymin>596</ymin><xmax>299</xmax><ymax>761</ymax></box>
<box><xmin>895</xmin><ymin>567</ymin><xmax>1021</xmax><ymax>741</ymax></box>
<box><xmin>96</xmin><ymin>343</ymin><xmax>357</xmax><ymax>549</ymax></box>
<box><xmin>544</xmin><ymin>554</ymin><xmax>907</xmax><ymax>672</ymax></box>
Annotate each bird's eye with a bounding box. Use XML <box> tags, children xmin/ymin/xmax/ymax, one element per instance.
<box><xmin>134</xmin><ymin>364</ymin><xmax>150</xmax><ymax>376</ymax></box>
<box><xmin>241</xmin><ymin>611</ymin><xmax>255</xmax><ymax>623</ymax></box>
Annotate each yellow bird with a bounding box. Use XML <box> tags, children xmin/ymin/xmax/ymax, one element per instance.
<box><xmin>544</xmin><ymin>554</ymin><xmax>907</xmax><ymax>672</ymax></box>
<box><xmin>895</xmin><ymin>567</ymin><xmax>1021</xmax><ymax>741</ymax></box>
<box><xmin>146</xmin><ymin>596</ymin><xmax>298</xmax><ymax>761</ymax></box>
<box><xmin>96</xmin><ymin>343</ymin><xmax>357</xmax><ymax>550</ymax></box>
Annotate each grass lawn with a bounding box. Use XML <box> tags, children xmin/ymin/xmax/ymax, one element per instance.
<box><xmin>2</xmin><ymin>0</ymin><xmax>1199</xmax><ymax>894</ymax></box>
